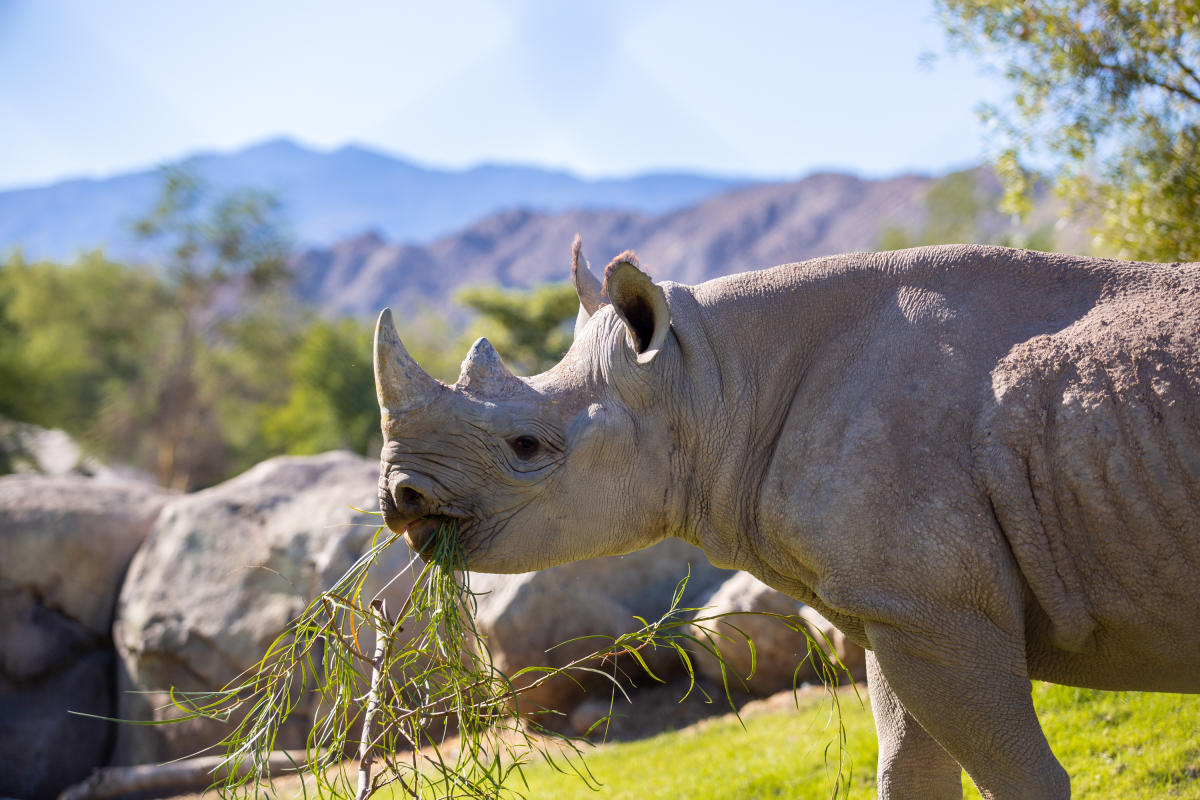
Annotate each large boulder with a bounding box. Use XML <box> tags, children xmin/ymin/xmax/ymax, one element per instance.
<box><xmin>469</xmin><ymin>538</ymin><xmax>730</xmax><ymax>716</ymax></box>
<box><xmin>112</xmin><ymin>451</ymin><xmax>418</xmax><ymax>765</ymax></box>
<box><xmin>0</xmin><ymin>418</ymin><xmax>144</xmax><ymax>481</ymax></box>
<box><xmin>687</xmin><ymin>571</ymin><xmax>866</xmax><ymax>696</ymax></box>
<box><xmin>0</xmin><ymin>474</ymin><xmax>168</xmax><ymax>800</ymax></box>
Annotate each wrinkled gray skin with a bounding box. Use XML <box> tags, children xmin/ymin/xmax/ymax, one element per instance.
<box><xmin>375</xmin><ymin>241</ymin><xmax>1200</xmax><ymax>799</ymax></box>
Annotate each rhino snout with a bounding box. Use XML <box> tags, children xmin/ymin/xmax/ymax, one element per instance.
<box><xmin>378</xmin><ymin>470</ymin><xmax>441</xmax><ymax>533</ymax></box>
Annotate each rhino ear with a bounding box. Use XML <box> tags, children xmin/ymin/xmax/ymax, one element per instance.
<box><xmin>603</xmin><ymin>252</ymin><xmax>669</xmax><ymax>365</ymax></box>
<box><xmin>571</xmin><ymin>234</ymin><xmax>606</xmax><ymax>338</ymax></box>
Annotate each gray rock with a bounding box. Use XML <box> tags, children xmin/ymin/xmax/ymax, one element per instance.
<box><xmin>0</xmin><ymin>651</ymin><xmax>115</xmax><ymax>800</ymax></box>
<box><xmin>687</xmin><ymin>571</ymin><xmax>866</xmax><ymax>696</ymax></box>
<box><xmin>0</xmin><ymin>473</ymin><xmax>168</xmax><ymax>799</ymax></box>
<box><xmin>0</xmin><ymin>419</ymin><xmax>146</xmax><ymax>482</ymax></box>
<box><xmin>0</xmin><ymin>475</ymin><xmax>168</xmax><ymax>643</ymax></box>
<box><xmin>566</xmin><ymin>698</ymin><xmax>613</xmax><ymax>736</ymax></box>
<box><xmin>111</xmin><ymin>451</ymin><xmax>417</xmax><ymax>765</ymax></box>
<box><xmin>469</xmin><ymin>538</ymin><xmax>730</xmax><ymax>716</ymax></box>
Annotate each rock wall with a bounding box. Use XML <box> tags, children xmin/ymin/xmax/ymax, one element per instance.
<box><xmin>0</xmin><ymin>474</ymin><xmax>168</xmax><ymax>800</ymax></box>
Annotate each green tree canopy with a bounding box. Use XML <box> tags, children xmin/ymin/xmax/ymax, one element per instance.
<box><xmin>876</xmin><ymin>169</ymin><xmax>1057</xmax><ymax>251</ymax></box>
<box><xmin>0</xmin><ymin>252</ymin><xmax>172</xmax><ymax>457</ymax></box>
<box><xmin>0</xmin><ymin>170</ymin><xmax>585</xmax><ymax>485</ymax></box>
<box><xmin>260</xmin><ymin>317</ymin><xmax>378</xmax><ymax>458</ymax></box>
<box><xmin>938</xmin><ymin>0</ymin><xmax>1200</xmax><ymax>261</ymax></box>
<box><xmin>0</xmin><ymin>170</ymin><xmax>300</xmax><ymax>487</ymax></box>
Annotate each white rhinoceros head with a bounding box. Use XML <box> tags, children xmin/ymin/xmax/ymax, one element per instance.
<box><xmin>374</xmin><ymin>245</ymin><xmax>681</xmax><ymax>572</ymax></box>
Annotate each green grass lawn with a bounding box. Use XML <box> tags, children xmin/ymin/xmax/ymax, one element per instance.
<box><xmin>505</xmin><ymin>690</ymin><xmax>877</xmax><ymax>800</ymax></box>
<box><xmin>486</xmin><ymin>683</ymin><xmax>1200</xmax><ymax>800</ymax></box>
<box><xmin>963</xmin><ymin>683</ymin><xmax>1200</xmax><ymax>800</ymax></box>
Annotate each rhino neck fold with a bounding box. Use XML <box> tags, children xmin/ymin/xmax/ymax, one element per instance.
<box><xmin>661</xmin><ymin>260</ymin><xmax>888</xmax><ymax>581</ymax></box>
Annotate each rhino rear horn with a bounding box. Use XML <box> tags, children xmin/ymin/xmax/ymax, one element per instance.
<box><xmin>374</xmin><ymin>308</ymin><xmax>440</xmax><ymax>412</ymax></box>
<box><xmin>456</xmin><ymin>337</ymin><xmax>525</xmax><ymax>395</ymax></box>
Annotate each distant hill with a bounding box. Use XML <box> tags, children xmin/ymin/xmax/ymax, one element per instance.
<box><xmin>293</xmin><ymin>166</ymin><xmax>1089</xmax><ymax>319</ymax></box>
<box><xmin>293</xmin><ymin>171</ymin><xmax>936</xmax><ymax>317</ymax></box>
<box><xmin>0</xmin><ymin>139</ymin><xmax>753</xmax><ymax>262</ymax></box>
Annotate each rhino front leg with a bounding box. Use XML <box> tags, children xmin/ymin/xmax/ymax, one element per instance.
<box><xmin>865</xmin><ymin>620</ymin><xmax>1070</xmax><ymax>800</ymax></box>
<box><xmin>866</xmin><ymin>651</ymin><xmax>962</xmax><ymax>799</ymax></box>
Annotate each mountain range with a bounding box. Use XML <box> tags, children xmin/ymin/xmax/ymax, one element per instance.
<box><xmin>0</xmin><ymin>138</ymin><xmax>751</xmax><ymax>263</ymax></box>
<box><xmin>294</xmin><ymin>164</ymin><xmax>1088</xmax><ymax>316</ymax></box>
<box><xmin>293</xmin><ymin>171</ymin><xmax>939</xmax><ymax>318</ymax></box>
<box><xmin>2</xmin><ymin>139</ymin><xmax>1080</xmax><ymax>319</ymax></box>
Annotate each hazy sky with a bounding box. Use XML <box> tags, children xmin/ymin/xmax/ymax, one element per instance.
<box><xmin>0</xmin><ymin>1</ymin><xmax>1009</xmax><ymax>190</ymax></box>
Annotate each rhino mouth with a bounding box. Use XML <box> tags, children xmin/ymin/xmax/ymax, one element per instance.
<box><xmin>377</xmin><ymin>464</ymin><xmax>500</xmax><ymax>565</ymax></box>
<box><xmin>402</xmin><ymin>515</ymin><xmax>448</xmax><ymax>555</ymax></box>
<box><xmin>378</xmin><ymin>479</ymin><xmax>471</xmax><ymax>558</ymax></box>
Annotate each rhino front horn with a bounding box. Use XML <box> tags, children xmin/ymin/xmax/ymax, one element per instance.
<box><xmin>374</xmin><ymin>308</ymin><xmax>440</xmax><ymax>412</ymax></box>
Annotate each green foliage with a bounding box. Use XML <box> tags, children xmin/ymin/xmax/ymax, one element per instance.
<box><xmin>938</xmin><ymin>0</ymin><xmax>1200</xmax><ymax>261</ymax></box>
<box><xmin>0</xmin><ymin>167</ymin><xmax>583</xmax><ymax>486</ymax></box>
<box><xmin>261</xmin><ymin>317</ymin><xmax>378</xmax><ymax>458</ymax></box>
<box><xmin>0</xmin><ymin>252</ymin><xmax>377</xmax><ymax>487</ymax></box>
<box><xmin>130</xmin><ymin>167</ymin><xmax>294</xmax><ymax>488</ymax></box>
<box><xmin>134</xmin><ymin>167</ymin><xmax>290</xmax><ymax>293</ymax></box>
<box><xmin>456</xmin><ymin>283</ymin><xmax>578</xmax><ymax>375</ymax></box>
<box><xmin>0</xmin><ymin>251</ymin><xmax>172</xmax><ymax>462</ymax></box>
<box><xmin>924</xmin><ymin>170</ymin><xmax>985</xmax><ymax>244</ymax></box>
<box><xmin>0</xmin><ymin>247</ymin><xmax>576</xmax><ymax>487</ymax></box>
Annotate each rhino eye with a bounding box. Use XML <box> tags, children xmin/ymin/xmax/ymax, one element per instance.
<box><xmin>508</xmin><ymin>435</ymin><xmax>541</xmax><ymax>460</ymax></box>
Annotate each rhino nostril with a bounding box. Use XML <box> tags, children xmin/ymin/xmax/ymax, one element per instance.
<box><xmin>399</xmin><ymin>487</ymin><xmax>423</xmax><ymax>510</ymax></box>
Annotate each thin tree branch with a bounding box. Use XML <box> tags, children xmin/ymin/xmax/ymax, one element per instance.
<box><xmin>1094</xmin><ymin>58</ymin><xmax>1200</xmax><ymax>106</ymax></box>
<box><xmin>355</xmin><ymin>599</ymin><xmax>392</xmax><ymax>800</ymax></box>
<box><xmin>1168</xmin><ymin>50</ymin><xmax>1200</xmax><ymax>94</ymax></box>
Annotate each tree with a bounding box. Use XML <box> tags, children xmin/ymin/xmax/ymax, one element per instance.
<box><xmin>0</xmin><ymin>176</ymin><xmax>587</xmax><ymax>485</ymax></box>
<box><xmin>0</xmin><ymin>251</ymin><xmax>172</xmax><ymax>466</ymax></box>
<box><xmin>938</xmin><ymin>0</ymin><xmax>1200</xmax><ymax>260</ymax></box>
<box><xmin>133</xmin><ymin>168</ymin><xmax>292</xmax><ymax>488</ymax></box>
<box><xmin>455</xmin><ymin>283</ymin><xmax>579</xmax><ymax>375</ymax></box>
<box><xmin>260</xmin><ymin>317</ymin><xmax>378</xmax><ymax>459</ymax></box>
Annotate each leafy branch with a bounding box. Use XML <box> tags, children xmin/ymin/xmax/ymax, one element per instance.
<box><xmin>162</xmin><ymin>520</ymin><xmax>857</xmax><ymax>799</ymax></box>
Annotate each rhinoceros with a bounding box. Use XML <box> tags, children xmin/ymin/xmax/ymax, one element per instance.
<box><xmin>373</xmin><ymin>241</ymin><xmax>1200</xmax><ymax>799</ymax></box>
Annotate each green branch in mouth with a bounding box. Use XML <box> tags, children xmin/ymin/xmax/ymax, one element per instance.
<box><xmin>161</xmin><ymin>517</ymin><xmax>854</xmax><ymax>799</ymax></box>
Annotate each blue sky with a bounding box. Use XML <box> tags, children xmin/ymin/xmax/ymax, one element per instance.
<box><xmin>0</xmin><ymin>1</ymin><xmax>1009</xmax><ymax>190</ymax></box>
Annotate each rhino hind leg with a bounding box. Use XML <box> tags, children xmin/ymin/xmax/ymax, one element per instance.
<box><xmin>866</xmin><ymin>621</ymin><xmax>1070</xmax><ymax>800</ymax></box>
